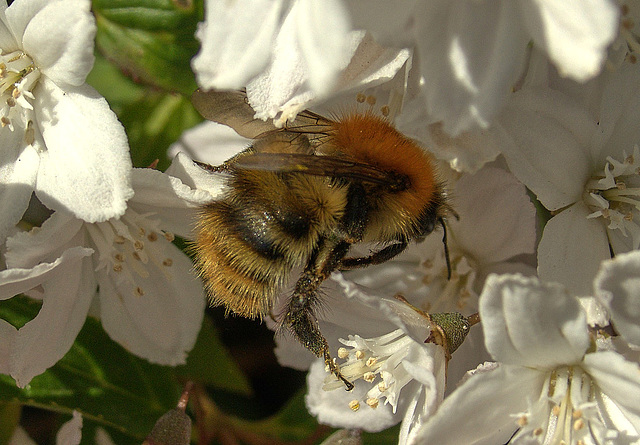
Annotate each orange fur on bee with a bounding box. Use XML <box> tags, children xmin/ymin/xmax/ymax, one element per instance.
<box><xmin>331</xmin><ymin>113</ymin><xmax>438</xmax><ymax>221</ymax></box>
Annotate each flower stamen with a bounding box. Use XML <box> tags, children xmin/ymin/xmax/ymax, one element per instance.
<box><xmin>86</xmin><ymin>210</ymin><xmax>177</xmax><ymax>298</ymax></box>
<box><xmin>585</xmin><ymin>145</ymin><xmax>640</xmax><ymax>248</ymax></box>
<box><xmin>511</xmin><ymin>366</ymin><xmax>619</xmax><ymax>445</ymax></box>
<box><xmin>323</xmin><ymin>329</ymin><xmax>416</xmax><ymax>414</ymax></box>
<box><xmin>0</xmin><ymin>50</ymin><xmax>39</xmax><ymax>133</ymax></box>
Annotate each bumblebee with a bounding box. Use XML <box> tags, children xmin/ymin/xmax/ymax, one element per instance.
<box><xmin>191</xmin><ymin>90</ymin><xmax>454</xmax><ymax>389</ymax></box>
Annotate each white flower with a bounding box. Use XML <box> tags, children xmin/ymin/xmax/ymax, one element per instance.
<box><xmin>192</xmin><ymin>0</ymin><xmax>417</xmax><ymax>128</ymax></box>
<box><xmin>0</xmin><ymin>156</ymin><xmax>212</xmax><ymax>387</ymax></box>
<box><xmin>193</xmin><ymin>1</ymin><xmax>619</xmax><ymax>138</ymax></box>
<box><xmin>496</xmin><ymin>61</ymin><xmax>640</xmax><ymax>295</ymax></box>
<box><xmin>305</xmin><ymin>275</ymin><xmax>450</xmax><ymax>445</ymax></box>
<box><xmin>245</xmin><ymin>33</ymin><xmax>410</xmax><ymax>125</ymax></box>
<box><xmin>168</xmin><ymin>120</ymin><xmax>250</xmax><ymax>167</ymax></box>
<box><xmin>411</xmin><ymin>274</ymin><xmax>640</xmax><ymax>445</ymax></box>
<box><xmin>348</xmin><ymin>0</ymin><xmax>619</xmax><ymax>136</ymax></box>
<box><xmin>0</xmin><ymin>0</ymin><xmax>133</xmax><ymax>242</ymax></box>
<box><xmin>193</xmin><ymin>0</ymin><xmax>354</xmax><ymax>97</ymax></box>
<box><xmin>594</xmin><ymin>250</ymin><xmax>640</xmax><ymax>348</ymax></box>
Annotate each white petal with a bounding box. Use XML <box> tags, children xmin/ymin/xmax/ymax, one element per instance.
<box><xmin>244</xmin><ymin>7</ymin><xmax>312</xmax><ymax>120</ymax></box>
<box><xmin>538</xmin><ymin>203</ymin><xmax>611</xmax><ymax>296</ymax></box>
<box><xmin>0</xmin><ymin>320</ymin><xmax>16</xmax><ymax>377</ymax></box>
<box><xmin>414</xmin><ymin>0</ymin><xmax>529</xmax><ymax>136</ymax></box>
<box><xmin>595</xmin><ymin>63</ymin><xmax>640</xmax><ymax>165</ymax></box>
<box><xmin>165</xmin><ymin>151</ymin><xmax>228</xmax><ymax>200</ymax></box>
<box><xmin>55</xmin><ymin>411</ymin><xmax>83</xmax><ymax>445</ymax></box>
<box><xmin>295</xmin><ymin>0</ymin><xmax>352</xmax><ymax>95</ymax></box>
<box><xmin>129</xmin><ymin>167</ymin><xmax>213</xmax><ymax>239</ymax></box>
<box><xmin>95</xmin><ymin>428</ymin><xmax>117</xmax><ymax>445</ymax></box>
<box><xmin>582</xmin><ymin>351</ymin><xmax>640</xmax><ymax>434</ymax></box>
<box><xmin>167</xmin><ymin>120</ymin><xmax>249</xmax><ymax>166</ymax></box>
<box><xmin>451</xmin><ymin>167</ymin><xmax>536</xmax><ymax>264</ymax></box>
<box><xmin>330</xmin><ymin>273</ymin><xmax>427</xmax><ymax>343</ymax></box>
<box><xmin>8</xmin><ymin>247</ymin><xmax>95</xmax><ymax>387</ymax></box>
<box><xmin>0</xmin><ymin>132</ymin><xmax>38</xmax><ymax>242</ymax></box>
<box><xmin>577</xmin><ymin>295</ymin><xmax>610</xmax><ymax>327</ymax></box>
<box><xmin>594</xmin><ymin>251</ymin><xmax>640</xmax><ymax>348</ymax></box>
<box><xmin>0</xmin><ymin>1</ymin><xmax>18</xmax><ymax>52</ymax></box>
<box><xmin>396</xmin><ymin>111</ymin><xmax>501</xmax><ymax>174</ymax></box>
<box><xmin>345</xmin><ymin>0</ymin><xmax>417</xmax><ymax>47</ymax></box>
<box><xmin>34</xmin><ymin>79</ymin><xmax>133</xmax><ymax>222</ymax></box>
<box><xmin>521</xmin><ymin>0</ymin><xmax>618</xmax><ymax>82</ymax></box>
<box><xmin>247</xmin><ymin>31</ymin><xmax>407</xmax><ymax>121</ymax></box>
<box><xmin>409</xmin><ymin>364</ymin><xmax>545</xmax><ymax>445</ymax></box>
<box><xmin>192</xmin><ymin>0</ymin><xmax>283</xmax><ymax>89</ymax></box>
<box><xmin>496</xmin><ymin>87</ymin><xmax>596</xmax><ymax>210</ymax></box>
<box><xmin>8</xmin><ymin>427</ymin><xmax>37</xmax><ymax>445</ymax></box>
<box><xmin>2</xmin><ymin>0</ymin><xmax>50</xmax><ymax>45</ymax></box>
<box><xmin>5</xmin><ymin>212</ymin><xmax>85</xmax><ymax>269</ymax></box>
<box><xmin>22</xmin><ymin>0</ymin><xmax>95</xmax><ymax>87</ymax></box>
<box><xmin>305</xmin><ymin>359</ymin><xmax>399</xmax><ymax>431</ymax></box>
<box><xmin>0</xmin><ymin>246</ymin><xmax>92</xmax><ymax>299</ymax></box>
<box><xmin>335</xmin><ymin>34</ymin><xmax>410</xmax><ymax>90</ymax></box>
<box><xmin>273</xmin><ymin>334</ymin><xmax>316</xmax><ymax>371</ymax></box>
<box><xmin>97</xmin><ymin>240</ymin><xmax>205</xmax><ymax>366</ymax></box>
<box><xmin>398</xmin><ymin>346</ymin><xmax>447</xmax><ymax>443</ymax></box>
<box><xmin>608</xmin><ymin>226</ymin><xmax>637</xmax><ymax>258</ymax></box>
<box><xmin>479</xmin><ymin>274</ymin><xmax>589</xmax><ymax>368</ymax></box>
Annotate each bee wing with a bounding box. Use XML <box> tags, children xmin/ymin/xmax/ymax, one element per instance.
<box><xmin>232</xmin><ymin>153</ymin><xmax>403</xmax><ymax>187</ymax></box>
<box><xmin>192</xmin><ymin>89</ymin><xmax>335</xmax><ymax>142</ymax></box>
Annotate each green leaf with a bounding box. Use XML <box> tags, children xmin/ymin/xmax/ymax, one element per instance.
<box><xmin>176</xmin><ymin>316</ymin><xmax>252</xmax><ymax>396</ymax></box>
<box><xmin>226</xmin><ymin>388</ymin><xmax>401</xmax><ymax>444</ymax></box>
<box><xmin>86</xmin><ymin>53</ymin><xmax>146</xmax><ymax>112</ymax></box>
<box><xmin>93</xmin><ymin>0</ymin><xmax>203</xmax><ymax>95</ymax></box>
<box><xmin>94</xmin><ymin>0</ymin><xmax>198</xmax><ymax>30</ymax></box>
<box><xmin>0</xmin><ymin>296</ymin><xmax>182</xmax><ymax>442</ymax></box>
<box><xmin>231</xmin><ymin>389</ymin><xmax>321</xmax><ymax>442</ymax></box>
<box><xmin>362</xmin><ymin>424</ymin><xmax>401</xmax><ymax>445</ymax></box>
<box><xmin>117</xmin><ymin>92</ymin><xmax>203</xmax><ymax>169</ymax></box>
<box><xmin>0</xmin><ymin>402</ymin><xmax>21</xmax><ymax>444</ymax></box>
<box><xmin>87</xmin><ymin>53</ymin><xmax>203</xmax><ymax>170</ymax></box>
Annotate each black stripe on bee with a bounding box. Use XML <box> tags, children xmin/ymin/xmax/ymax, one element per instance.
<box><xmin>221</xmin><ymin>203</ymin><xmax>287</xmax><ymax>261</ymax></box>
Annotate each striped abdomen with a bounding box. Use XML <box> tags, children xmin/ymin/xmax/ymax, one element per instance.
<box><xmin>194</xmin><ymin>170</ymin><xmax>347</xmax><ymax>318</ymax></box>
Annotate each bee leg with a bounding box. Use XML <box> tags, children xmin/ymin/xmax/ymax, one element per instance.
<box><xmin>281</xmin><ymin>240</ymin><xmax>355</xmax><ymax>391</ymax></box>
<box><xmin>339</xmin><ymin>241</ymin><xmax>408</xmax><ymax>270</ymax></box>
<box><xmin>285</xmin><ymin>307</ymin><xmax>354</xmax><ymax>391</ymax></box>
<box><xmin>193</xmin><ymin>160</ymin><xmax>231</xmax><ymax>173</ymax></box>
<box><xmin>193</xmin><ymin>147</ymin><xmax>255</xmax><ymax>173</ymax></box>
<box><xmin>439</xmin><ymin>218</ymin><xmax>454</xmax><ymax>280</ymax></box>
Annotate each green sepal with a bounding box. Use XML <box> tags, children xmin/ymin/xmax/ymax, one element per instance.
<box><xmin>429</xmin><ymin>312</ymin><xmax>471</xmax><ymax>354</ymax></box>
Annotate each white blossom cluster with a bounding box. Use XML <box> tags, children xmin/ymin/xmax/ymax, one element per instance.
<box><xmin>184</xmin><ymin>0</ymin><xmax>640</xmax><ymax>444</ymax></box>
<box><xmin>0</xmin><ymin>0</ymin><xmax>212</xmax><ymax>390</ymax></box>
<box><xmin>2</xmin><ymin>0</ymin><xmax>640</xmax><ymax>443</ymax></box>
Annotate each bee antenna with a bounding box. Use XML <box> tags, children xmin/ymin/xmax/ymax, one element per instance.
<box><xmin>439</xmin><ymin>218</ymin><xmax>453</xmax><ymax>280</ymax></box>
